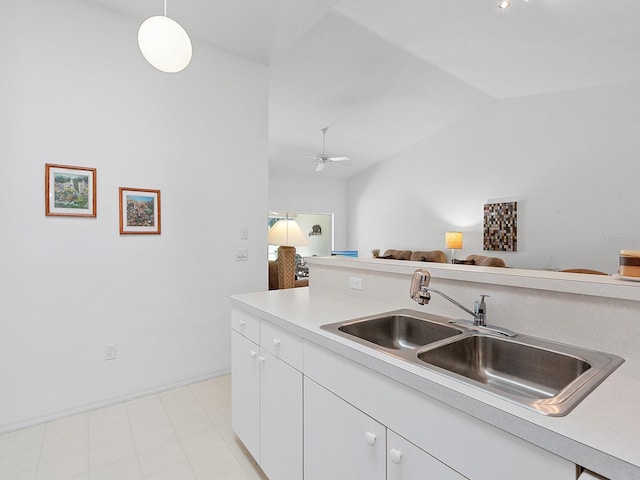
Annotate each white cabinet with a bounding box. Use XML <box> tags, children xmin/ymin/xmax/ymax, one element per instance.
<box><xmin>304</xmin><ymin>377</ymin><xmax>386</xmax><ymax>480</ymax></box>
<box><xmin>231</xmin><ymin>309</ymin><xmax>303</xmax><ymax>480</ymax></box>
<box><xmin>304</xmin><ymin>340</ymin><xmax>576</xmax><ymax>480</ymax></box>
<box><xmin>259</xmin><ymin>350</ymin><xmax>302</xmax><ymax>480</ymax></box>
<box><xmin>387</xmin><ymin>430</ymin><xmax>465</xmax><ymax>480</ymax></box>
<box><xmin>232</xmin><ymin>305</ymin><xmax>576</xmax><ymax>480</ymax></box>
<box><xmin>231</xmin><ymin>330</ymin><xmax>259</xmax><ymax>460</ymax></box>
<box><xmin>304</xmin><ymin>378</ymin><xmax>465</xmax><ymax>480</ymax></box>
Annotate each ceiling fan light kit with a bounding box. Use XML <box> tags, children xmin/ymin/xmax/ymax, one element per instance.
<box><xmin>311</xmin><ymin>127</ymin><xmax>351</xmax><ymax>173</ymax></box>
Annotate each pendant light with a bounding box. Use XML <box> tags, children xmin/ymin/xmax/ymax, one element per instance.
<box><xmin>138</xmin><ymin>0</ymin><xmax>192</xmax><ymax>73</ymax></box>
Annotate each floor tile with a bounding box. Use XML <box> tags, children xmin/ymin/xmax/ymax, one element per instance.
<box><xmin>89</xmin><ymin>421</ymin><xmax>132</xmax><ymax>449</ymax></box>
<box><xmin>0</xmin><ymin>425</ymin><xmax>45</xmax><ymax>458</ymax></box>
<box><xmin>140</xmin><ymin>461</ymin><xmax>196</xmax><ymax>480</ymax></box>
<box><xmin>89</xmin><ymin>455</ymin><xmax>140</xmax><ymax>480</ymax></box>
<box><xmin>215</xmin><ymin>423</ymin><xmax>235</xmax><ymax>445</ymax></box>
<box><xmin>0</xmin><ymin>376</ymin><xmax>258</xmax><ymax>480</ymax></box>
<box><xmin>205</xmin><ymin>407</ymin><xmax>231</xmax><ymax>427</ymax></box>
<box><xmin>89</xmin><ymin>437</ymin><xmax>136</xmax><ymax>471</ymax></box>
<box><xmin>214</xmin><ymin>376</ymin><xmax>231</xmax><ymax>392</ymax></box>
<box><xmin>129</xmin><ymin>411</ymin><xmax>170</xmax><ymax>435</ymax></box>
<box><xmin>0</xmin><ymin>449</ymin><xmax>40</xmax><ymax>478</ymax></box>
<box><xmin>137</xmin><ymin>441</ymin><xmax>186</xmax><ymax>477</ymax></box>
<box><xmin>133</xmin><ymin>425</ymin><xmax>177</xmax><ymax>454</ymax></box>
<box><xmin>126</xmin><ymin>396</ymin><xmax>163</xmax><ymax>419</ymax></box>
<box><xmin>0</xmin><ymin>468</ymin><xmax>37</xmax><ymax>480</ymax></box>
<box><xmin>188</xmin><ymin>446</ymin><xmax>240</xmax><ymax>480</ymax></box>
<box><xmin>212</xmin><ymin>467</ymin><xmax>251</xmax><ymax>480</ymax></box>
<box><xmin>44</xmin><ymin>414</ymin><xmax>88</xmax><ymax>444</ymax></box>
<box><xmin>172</xmin><ymin>413</ymin><xmax>213</xmax><ymax>440</ymax></box>
<box><xmin>165</xmin><ymin>401</ymin><xmax>204</xmax><ymax>425</ymax></box>
<box><xmin>35</xmin><ymin>451</ymin><xmax>87</xmax><ymax>480</ymax></box>
<box><xmin>39</xmin><ymin>433</ymin><xmax>88</xmax><ymax>465</ymax></box>
<box><xmin>159</xmin><ymin>387</ymin><xmax>196</xmax><ymax>409</ymax></box>
<box><xmin>180</xmin><ymin>429</ymin><xmax>226</xmax><ymax>459</ymax></box>
<box><xmin>89</xmin><ymin>404</ymin><xmax>128</xmax><ymax>431</ymax></box>
<box><xmin>241</xmin><ymin>463</ymin><xmax>268</xmax><ymax>480</ymax></box>
<box><xmin>227</xmin><ymin>440</ymin><xmax>255</xmax><ymax>467</ymax></box>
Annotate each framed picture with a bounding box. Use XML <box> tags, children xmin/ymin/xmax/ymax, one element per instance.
<box><xmin>483</xmin><ymin>201</ymin><xmax>517</xmax><ymax>252</ymax></box>
<box><xmin>119</xmin><ymin>187</ymin><xmax>161</xmax><ymax>234</ymax></box>
<box><xmin>45</xmin><ymin>164</ymin><xmax>97</xmax><ymax>217</ymax></box>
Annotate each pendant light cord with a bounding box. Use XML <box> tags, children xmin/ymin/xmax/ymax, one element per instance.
<box><xmin>164</xmin><ymin>0</ymin><xmax>167</xmax><ymax>17</ymax></box>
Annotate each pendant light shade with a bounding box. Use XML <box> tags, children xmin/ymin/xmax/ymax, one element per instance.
<box><xmin>138</xmin><ymin>15</ymin><xmax>192</xmax><ymax>73</ymax></box>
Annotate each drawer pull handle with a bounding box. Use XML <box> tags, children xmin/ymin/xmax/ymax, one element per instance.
<box><xmin>364</xmin><ymin>432</ymin><xmax>376</xmax><ymax>446</ymax></box>
<box><xmin>249</xmin><ymin>350</ymin><xmax>257</xmax><ymax>358</ymax></box>
<box><xmin>389</xmin><ymin>448</ymin><xmax>402</xmax><ymax>464</ymax></box>
<box><xmin>273</xmin><ymin>338</ymin><xmax>281</xmax><ymax>347</ymax></box>
<box><xmin>258</xmin><ymin>356</ymin><xmax>266</xmax><ymax>364</ymax></box>
<box><xmin>239</xmin><ymin>319</ymin><xmax>246</xmax><ymax>326</ymax></box>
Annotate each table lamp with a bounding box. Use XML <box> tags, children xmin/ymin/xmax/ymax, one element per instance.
<box><xmin>268</xmin><ymin>219</ymin><xmax>309</xmax><ymax>289</ymax></box>
<box><xmin>445</xmin><ymin>231</ymin><xmax>463</xmax><ymax>263</ymax></box>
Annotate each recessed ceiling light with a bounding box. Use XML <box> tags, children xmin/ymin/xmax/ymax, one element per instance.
<box><xmin>499</xmin><ymin>0</ymin><xmax>511</xmax><ymax>9</ymax></box>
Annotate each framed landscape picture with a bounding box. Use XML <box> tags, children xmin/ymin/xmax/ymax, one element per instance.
<box><xmin>45</xmin><ymin>164</ymin><xmax>97</xmax><ymax>217</ymax></box>
<box><xmin>119</xmin><ymin>187</ymin><xmax>161</xmax><ymax>234</ymax></box>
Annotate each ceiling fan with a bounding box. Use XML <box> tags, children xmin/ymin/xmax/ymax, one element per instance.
<box><xmin>311</xmin><ymin>127</ymin><xmax>350</xmax><ymax>172</ymax></box>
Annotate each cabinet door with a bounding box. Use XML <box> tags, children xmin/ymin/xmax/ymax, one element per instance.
<box><xmin>259</xmin><ymin>350</ymin><xmax>303</xmax><ymax>480</ymax></box>
<box><xmin>231</xmin><ymin>330</ymin><xmax>260</xmax><ymax>461</ymax></box>
<box><xmin>304</xmin><ymin>377</ymin><xmax>386</xmax><ymax>480</ymax></box>
<box><xmin>387</xmin><ymin>430</ymin><xmax>467</xmax><ymax>480</ymax></box>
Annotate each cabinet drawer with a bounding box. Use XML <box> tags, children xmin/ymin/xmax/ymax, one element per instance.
<box><xmin>260</xmin><ymin>320</ymin><xmax>303</xmax><ymax>371</ymax></box>
<box><xmin>231</xmin><ymin>308</ymin><xmax>260</xmax><ymax>343</ymax></box>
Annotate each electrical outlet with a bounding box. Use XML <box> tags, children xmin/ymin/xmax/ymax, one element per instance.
<box><xmin>349</xmin><ymin>276</ymin><xmax>363</xmax><ymax>290</ymax></box>
<box><xmin>104</xmin><ymin>343</ymin><xmax>116</xmax><ymax>361</ymax></box>
<box><xmin>240</xmin><ymin>227</ymin><xmax>249</xmax><ymax>240</ymax></box>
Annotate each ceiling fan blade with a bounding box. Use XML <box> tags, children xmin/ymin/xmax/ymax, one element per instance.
<box><xmin>309</xmin><ymin>128</ymin><xmax>351</xmax><ymax>171</ymax></box>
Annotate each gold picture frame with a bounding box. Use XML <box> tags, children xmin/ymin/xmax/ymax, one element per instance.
<box><xmin>45</xmin><ymin>164</ymin><xmax>97</xmax><ymax>217</ymax></box>
<box><xmin>119</xmin><ymin>187</ymin><xmax>161</xmax><ymax>234</ymax></box>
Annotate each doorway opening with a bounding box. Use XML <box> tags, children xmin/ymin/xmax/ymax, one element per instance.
<box><xmin>268</xmin><ymin>211</ymin><xmax>334</xmax><ymax>261</ymax></box>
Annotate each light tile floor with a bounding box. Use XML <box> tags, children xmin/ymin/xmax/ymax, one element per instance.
<box><xmin>0</xmin><ymin>376</ymin><xmax>268</xmax><ymax>480</ymax></box>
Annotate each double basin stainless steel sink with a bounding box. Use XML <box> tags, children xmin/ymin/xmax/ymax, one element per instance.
<box><xmin>320</xmin><ymin>310</ymin><xmax>624</xmax><ymax>416</ymax></box>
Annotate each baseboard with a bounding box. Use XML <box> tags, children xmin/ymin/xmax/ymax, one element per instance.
<box><xmin>0</xmin><ymin>367</ymin><xmax>231</xmax><ymax>436</ymax></box>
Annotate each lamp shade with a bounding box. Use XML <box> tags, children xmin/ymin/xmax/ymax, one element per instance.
<box><xmin>268</xmin><ymin>219</ymin><xmax>309</xmax><ymax>247</ymax></box>
<box><xmin>445</xmin><ymin>231</ymin><xmax>463</xmax><ymax>249</ymax></box>
<box><xmin>138</xmin><ymin>15</ymin><xmax>192</xmax><ymax>73</ymax></box>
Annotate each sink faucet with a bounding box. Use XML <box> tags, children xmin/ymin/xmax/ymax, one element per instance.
<box><xmin>409</xmin><ymin>269</ymin><xmax>515</xmax><ymax>336</ymax></box>
<box><xmin>410</xmin><ymin>269</ymin><xmax>488</xmax><ymax>325</ymax></box>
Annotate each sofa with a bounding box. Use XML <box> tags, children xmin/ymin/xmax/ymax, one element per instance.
<box><xmin>378</xmin><ymin>249</ymin><xmax>506</xmax><ymax>267</ymax></box>
<box><xmin>379</xmin><ymin>249</ymin><xmax>447</xmax><ymax>263</ymax></box>
<box><xmin>458</xmin><ymin>254</ymin><xmax>506</xmax><ymax>267</ymax></box>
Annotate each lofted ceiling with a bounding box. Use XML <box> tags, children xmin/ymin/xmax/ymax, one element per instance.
<box><xmin>89</xmin><ymin>0</ymin><xmax>640</xmax><ymax>178</ymax></box>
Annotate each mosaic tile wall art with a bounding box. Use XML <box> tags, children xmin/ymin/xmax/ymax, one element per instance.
<box><xmin>483</xmin><ymin>201</ymin><xmax>517</xmax><ymax>251</ymax></box>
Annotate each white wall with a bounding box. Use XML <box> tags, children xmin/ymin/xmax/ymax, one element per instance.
<box><xmin>0</xmin><ymin>0</ymin><xmax>268</xmax><ymax>432</ymax></box>
<box><xmin>268</xmin><ymin>169</ymin><xmax>348</xmax><ymax>251</ymax></box>
<box><xmin>348</xmin><ymin>81</ymin><xmax>640</xmax><ymax>272</ymax></box>
<box><xmin>294</xmin><ymin>213</ymin><xmax>333</xmax><ymax>258</ymax></box>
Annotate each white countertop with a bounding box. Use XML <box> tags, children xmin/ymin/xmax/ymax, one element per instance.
<box><xmin>231</xmin><ymin>287</ymin><xmax>640</xmax><ymax>480</ymax></box>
